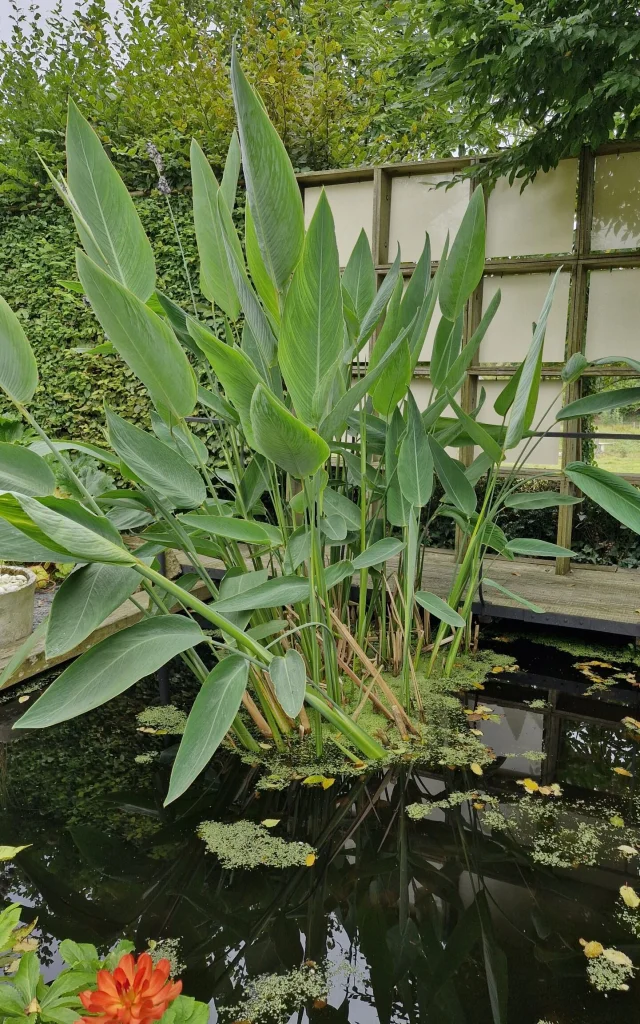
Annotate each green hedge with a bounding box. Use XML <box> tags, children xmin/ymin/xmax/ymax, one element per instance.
<box><xmin>0</xmin><ymin>191</ymin><xmax>202</xmax><ymax>443</ymax></box>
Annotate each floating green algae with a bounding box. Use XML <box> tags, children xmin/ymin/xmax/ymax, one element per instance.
<box><xmin>146</xmin><ymin>937</ymin><xmax>185</xmax><ymax>976</ymax></box>
<box><xmin>136</xmin><ymin>704</ymin><xmax>188</xmax><ymax>734</ymax></box>
<box><xmin>197</xmin><ymin>820</ymin><xmax>316</xmax><ymax>869</ymax></box>
<box><xmin>406</xmin><ymin>789</ymin><xmax>499</xmax><ymax>820</ymax></box>
<box><xmin>586</xmin><ymin>951</ymin><xmax>634</xmax><ymax>992</ymax></box>
<box><xmin>507</xmin><ymin>630</ymin><xmax>640</xmax><ymax>667</ymax></box>
<box><xmin>220</xmin><ymin>963</ymin><xmax>329</xmax><ymax>1024</ymax></box>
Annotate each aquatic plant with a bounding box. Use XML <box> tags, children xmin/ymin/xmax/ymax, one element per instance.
<box><xmin>197</xmin><ymin>819</ymin><xmax>316</xmax><ymax>869</ymax></box>
<box><xmin>219</xmin><ymin>963</ymin><xmax>328</xmax><ymax>1024</ymax></box>
<box><xmin>0</xmin><ymin>49</ymin><xmax>638</xmax><ymax>805</ymax></box>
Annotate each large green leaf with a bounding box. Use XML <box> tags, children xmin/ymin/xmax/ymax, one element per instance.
<box><xmin>180</xmin><ymin>514</ymin><xmax>281</xmax><ymax>546</ymax></box>
<box><xmin>482</xmin><ymin>576</ymin><xmax>544</xmax><ymax>614</ymax></box>
<box><xmin>323</xmin><ymin>487</ymin><xmax>361</xmax><ymax>530</ymax></box>
<box><xmin>400</xmin><ymin>232</ymin><xmax>431</xmax><ymax>334</ymax></box>
<box><xmin>351</xmin><ymin>537</ymin><xmax>404</xmax><ymax>569</ymax></box>
<box><xmin>430</xmin><ymin>314</ymin><xmax>463</xmax><ymax>389</ymax></box>
<box><xmin>190</xmin><ymin>138</ymin><xmax>240</xmax><ymax>319</ymax></box>
<box><xmin>439</xmin><ymin>290</ymin><xmax>501</xmax><ymax>395</ymax></box>
<box><xmin>269</xmin><ymin>648</ymin><xmax>306</xmax><ymax>719</ymax></box>
<box><xmin>504</xmin><ymin>268</ymin><xmax>561</xmax><ymax>449</ymax></box>
<box><xmin>280</xmin><ymin>190</ymin><xmax>343</xmax><ymax>426</ymax></box>
<box><xmin>66</xmin><ymin>99</ymin><xmax>155</xmax><ymax>300</ymax></box>
<box><xmin>106</xmin><ymin>408</ymin><xmax>205</xmax><ymax>509</ymax></box>
<box><xmin>342</xmin><ymin>229</ymin><xmax>376</xmax><ymax>327</ymax></box>
<box><xmin>428</xmin><ymin>436</ymin><xmax>476</xmax><ymax>515</ymax></box>
<box><xmin>505</xmin><ymin>538</ymin><xmax>573</xmax><ymax>557</ymax></box>
<box><xmin>319</xmin><ymin>334</ymin><xmax>407</xmax><ymax>440</ymax></box>
<box><xmin>439</xmin><ymin>186</ymin><xmax>485</xmax><ymax>322</ymax></box>
<box><xmin>220</xmin><ymin>129</ymin><xmax>241</xmax><ymax>212</ymax></box>
<box><xmin>77</xmin><ymin>251</ymin><xmax>196</xmax><ymax>422</ymax></box>
<box><xmin>15</xmin><ymin>617</ymin><xmax>203</xmax><ymax>728</ymax></box>
<box><xmin>245</xmin><ymin>203</ymin><xmax>279</xmax><ymax>323</ymax></box>
<box><xmin>397</xmin><ymin>391</ymin><xmax>433</xmax><ymax>507</ymax></box>
<box><xmin>564</xmin><ymin>461</ymin><xmax>640</xmax><ymax>533</ymax></box>
<box><xmin>231</xmin><ymin>48</ymin><xmax>304</xmax><ymax>290</ymax></box>
<box><xmin>557</xmin><ymin>386</ymin><xmax>640</xmax><ymax>421</ymax></box>
<box><xmin>45</xmin><ymin>563</ymin><xmax>140</xmax><ymax>659</ymax></box>
<box><xmin>189</xmin><ymin>319</ymin><xmax>263</xmax><ymax>445</ymax></box>
<box><xmin>0</xmin><ymin>443</ymin><xmax>55</xmax><ymax>496</ymax></box>
<box><xmin>28</xmin><ymin>438</ymin><xmax>119</xmax><ymax>467</ymax></box>
<box><xmin>385</xmin><ymin>407</ymin><xmax>411</xmax><ymax>528</ymax></box>
<box><xmin>355</xmin><ymin>247</ymin><xmax>401</xmax><ymax>353</ymax></box>
<box><xmin>11</xmin><ymin>494</ymin><xmax>135</xmax><ymax>565</ymax></box>
<box><xmin>0</xmin><ymin>514</ymin><xmax>77</xmax><ymax>563</ymax></box>
<box><xmin>447</xmin><ymin>395</ymin><xmax>503</xmax><ymax>464</ymax></box>
<box><xmin>369</xmin><ymin>337</ymin><xmax>411</xmax><ymax>417</ymax></box>
<box><xmin>250</xmin><ymin>384</ymin><xmax>329</xmax><ymax>478</ymax></box>
<box><xmin>414</xmin><ymin>591</ymin><xmax>465</xmax><ymax>628</ymax></box>
<box><xmin>166</xmin><ymin>654</ymin><xmax>249</xmax><ymax>804</ymax></box>
<box><xmin>0</xmin><ymin>295</ymin><xmax>38</xmax><ymax>405</ymax></box>
<box><xmin>503</xmin><ymin>491</ymin><xmax>582</xmax><ymax>510</ymax></box>
<box><xmin>214</xmin><ymin>574</ymin><xmax>310</xmax><ymax>613</ymax></box>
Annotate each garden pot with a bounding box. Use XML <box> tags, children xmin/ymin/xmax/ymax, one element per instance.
<box><xmin>0</xmin><ymin>566</ymin><xmax>37</xmax><ymax>647</ymax></box>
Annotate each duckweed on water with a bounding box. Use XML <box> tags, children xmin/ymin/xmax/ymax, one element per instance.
<box><xmin>510</xmin><ymin>631</ymin><xmax>640</xmax><ymax>668</ymax></box>
<box><xmin>220</xmin><ymin>963</ymin><xmax>328</xmax><ymax>1024</ymax></box>
<box><xmin>146</xmin><ymin>937</ymin><xmax>185</xmax><ymax>976</ymax></box>
<box><xmin>586</xmin><ymin>950</ymin><xmax>635</xmax><ymax>992</ymax></box>
<box><xmin>136</xmin><ymin>705</ymin><xmax>187</xmax><ymax>734</ymax></box>
<box><xmin>197</xmin><ymin>820</ymin><xmax>316</xmax><ymax>869</ymax></box>
<box><xmin>406</xmin><ymin>790</ymin><xmax>499</xmax><ymax>820</ymax></box>
<box><xmin>134</xmin><ymin>751</ymin><xmax>159</xmax><ymax>765</ymax></box>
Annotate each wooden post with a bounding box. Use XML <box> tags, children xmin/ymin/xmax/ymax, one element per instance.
<box><xmin>556</xmin><ymin>147</ymin><xmax>595</xmax><ymax>575</ymax></box>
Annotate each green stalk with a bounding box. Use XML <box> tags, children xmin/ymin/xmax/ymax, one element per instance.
<box><xmin>17</xmin><ymin>404</ymin><xmax>103</xmax><ymax>515</ymax></box>
<box><xmin>304</xmin><ymin>689</ymin><xmax>385</xmax><ymax>761</ymax></box>
<box><xmin>357</xmin><ymin>403</ymin><xmax>368</xmax><ymax>648</ymax></box>
<box><xmin>401</xmin><ymin>510</ymin><xmax>418</xmax><ymax>707</ymax></box>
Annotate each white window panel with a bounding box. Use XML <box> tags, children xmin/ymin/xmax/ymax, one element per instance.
<box><xmin>479</xmin><ymin>273</ymin><xmax>571</xmax><ymax>364</ymax></box>
<box><xmin>486</xmin><ymin>161</ymin><xmax>577</xmax><ymax>257</ymax></box>
<box><xmin>477</xmin><ymin>378</ymin><xmax>563</xmax><ymax>468</ymax></box>
<box><xmin>592</xmin><ymin>152</ymin><xmax>640</xmax><ymax>251</ymax></box>
<box><xmin>388</xmin><ymin>174</ymin><xmax>470</xmax><ymax>263</ymax></box>
<box><xmin>585</xmin><ymin>268</ymin><xmax>640</xmax><ymax>360</ymax></box>
<box><xmin>303</xmin><ymin>182</ymin><xmax>373</xmax><ymax>266</ymax></box>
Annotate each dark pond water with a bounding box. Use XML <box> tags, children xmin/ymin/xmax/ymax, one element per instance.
<box><xmin>2</xmin><ymin>627</ymin><xmax>640</xmax><ymax>1024</ymax></box>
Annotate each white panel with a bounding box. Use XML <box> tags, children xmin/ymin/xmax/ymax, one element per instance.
<box><xmin>585</xmin><ymin>268</ymin><xmax>640</xmax><ymax>360</ymax></box>
<box><xmin>303</xmin><ymin>182</ymin><xmax>373</xmax><ymax>266</ymax></box>
<box><xmin>486</xmin><ymin>161</ymin><xmax>577</xmax><ymax>257</ymax></box>
<box><xmin>388</xmin><ymin>174</ymin><xmax>470</xmax><ymax>263</ymax></box>
<box><xmin>592</xmin><ymin>152</ymin><xmax>640</xmax><ymax>251</ymax></box>
<box><xmin>478</xmin><ymin>378</ymin><xmax>563</xmax><ymax>467</ymax></box>
<box><xmin>480</xmin><ymin>272</ymin><xmax>570</xmax><ymax>364</ymax></box>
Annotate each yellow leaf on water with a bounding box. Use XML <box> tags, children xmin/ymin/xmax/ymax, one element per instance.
<box><xmin>470</xmin><ymin>763</ymin><xmax>483</xmax><ymax>776</ymax></box>
<box><xmin>602</xmin><ymin>947</ymin><xmax>633</xmax><ymax>968</ymax></box>
<box><xmin>580</xmin><ymin>939</ymin><xmax>604</xmax><ymax>959</ymax></box>
<box><xmin>610</xmin><ymin>815</ymin><xmax>625</xmax><ymax>827</ymax></box>
<box><xmin>613</xmin><ymin>767</ymin><xmax>632</xmax><ymax>777</ymax></box>
<box><xmin>0</xmin><ymin>845</ymin><xmax>31</xmax><ymax>861</ymax></box>
<box><xmin>261</xmin><ymin>819</ymin><xmax>280</xmax><ymax>828</ymax></box>
<box><xmin>305</xmin><ymin>853</ymin><xmax>316</xmax><ymax>867</ymax></box>
<box><xmin>17</xmin><ymin>696</ymin><xmax>29</xmax><ymax>704</ymax></box>
<box><xmin>473</xmin><ymin>802</ymin><xmax>485</xmax><ymax>811</ymax></box>
<box><xmin>470</xmin><ymin>728</ymin><xmax>483</xmax><ymax>736</ymax></box>
<box><xmin>4</xmin><ymin>960</ymin><xmax>19</xmax><ymax>974</ymax></box>
<box><xmin>303</xmin><ymin>775</ymin><xmax>335</xmax><ymax>789</ymax></box>
<box><xmin>490</xmin><ymin>666</ymin><xmax>505</xmax><ymax>674</ymax></box>
<box><xmin>516</xmin><ymin>778</ymin><xmax>539</xmax><ymax>793</ymax></box>
<box><xmin>321</xmin><ymin>777</ymin><xmax>335</xmax><ymax>790</ymax></box>
<box><xmin>620</xmin><ymin>885</ymin><xmax>640</xmax><ymax>909</ymax></box>
<box><xmin>13</xmin><ymin>938</ymin><xmax>38</xmax><ymax>953</ymax></box>
<box><xmin>538</xmin><ymin>783</ymin><xmax>562</xmax><ymax>797</ymax></box>
<box><xmin>618</xmin><ymin>845</ymin><xmax>639</xmax><ymax>858</ymax></box>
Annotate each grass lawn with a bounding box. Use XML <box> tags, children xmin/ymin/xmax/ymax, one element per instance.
<box><xmin>594</xmin><ymin>421</ymin><xmax>640</xmax><ymax>474</ymax></box>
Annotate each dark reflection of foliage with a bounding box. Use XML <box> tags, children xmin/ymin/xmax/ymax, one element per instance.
<box><xmin>557</xmin><ymin>720</ymin><xmax>637</xmax><ymax>793</ymax></box>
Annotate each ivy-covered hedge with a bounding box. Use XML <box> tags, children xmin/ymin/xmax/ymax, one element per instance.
<box><xmin>0</xmin><ymin>190</ymin><xmax>202</xmax><ymax>443</ymax></box>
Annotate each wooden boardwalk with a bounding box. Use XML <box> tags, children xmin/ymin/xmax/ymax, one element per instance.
<box><xmin>1</xmin><ymin>550</ymin><xmax>638</xmax><ymax>690</ymax></box>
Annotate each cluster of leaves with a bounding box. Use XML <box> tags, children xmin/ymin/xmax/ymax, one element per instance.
<box><xmin>423</xmin><ymin>0</ymin><xmax>640</xmax><ymax>184</ymax></box>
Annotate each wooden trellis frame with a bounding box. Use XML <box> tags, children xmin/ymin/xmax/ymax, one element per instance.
<box><xmin>297</xmin><ymin>144</ymin><xmax>640</xmax><ymax>575</ymax></box>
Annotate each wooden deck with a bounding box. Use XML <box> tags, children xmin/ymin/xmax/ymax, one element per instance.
<box><xmin>1</xmin><ymin>549</ymin><xmax>638</xmax><ymax>690</ymax></box>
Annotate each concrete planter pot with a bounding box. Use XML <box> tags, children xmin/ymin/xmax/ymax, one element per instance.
<box><xmin>0</xmin><ymin>566</ymin><xmax>37</xmax><ymax>647</ymax></box>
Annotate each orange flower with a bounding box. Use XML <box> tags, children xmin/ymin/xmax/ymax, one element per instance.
<box><xmin>79</xmin><ymin>952</ymin><xmax>182</xmax><ymax>1024</ymax></box>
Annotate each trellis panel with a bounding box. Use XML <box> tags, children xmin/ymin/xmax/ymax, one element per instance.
<box><xmin>585</xmin><ymin>268</ymin><xmax>640</xmax><ymax>360</ymax></box>
<box><xmin>303</xmin><ymin>182</ymin><xmax>373</xmax><ymax>265</ymax></box>
<box><xmin>479</xmin><ymin>272</ymin><xmax>571</xmax><ymax>364</ymax></box>
<box><xmin>592</xmin><ymin>152</ymin><xmax>640</xmax><ymax>251</ymax></box>
<box><xmin>388</xmin><ymin>174</ymin><xmax>469</xmax><ymax>262</ymax></box>
<box><xmin>485</xmin><ymin>162</ymin><xmax>578</xmax><ymax>258</ymax></box>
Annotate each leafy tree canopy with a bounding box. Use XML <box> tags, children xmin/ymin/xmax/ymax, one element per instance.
<box><xmin>423</xmin><ymin>0</ymin><xmax>640</xmax><ymax>183</ymax></box>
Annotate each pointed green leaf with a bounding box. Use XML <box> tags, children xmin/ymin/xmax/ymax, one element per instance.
<box><xmin>66</xmin><ymin>99</ymin><xmax>155</xmax><ymax>299</ymax></box>
<box><xmin>447</xmin><ymin>395</ymin><xmax>503</xmax><ymax>464</ymax></box>
<box><xmin>319</xmin><ymin>333</ymin><xmax>407</xmax><ymax>440</ymax></box>
<box><xmin>561</xmin><ymin>351</ymin><xmax>589</xmax><ymax>383</ymax></box>
<box><xmin>564</xmin><ymin>461</ymin><xmax>640</xmax><ymax>533</ymax></box>
<box><xmin>180</xmin><ymin>514</ymin><xmax>281</xmax><ymax>546</ymax></box>
<box><xmin>399</xmin><ymin>232</ymin><xmax>431</xmax><ymax>333</ymax></box>
<box><xmin>430</xmin><ymin>314</ymin><xmax>463</xmax><ymax>389</ymax></box>
<box><xmin>385</xmin><ymin>407</ymin><xmax>411</xmax><ymax>528</ymax></box>
<box><xmin>220</xmin><ymin>130</ymin><xmax>241</xmax><ymax>212</ymax></box>
<box><xmin>214</xmin><ymin>574</ymin><xmax>310</xmax><ymax>613</ymax></box>
<box><xmin>351</xmin><ymin>537</ymin><xmax>404</xmax><ymax>569</ymax></box>
<box><xmin>0</xmin><ymin>515</ymin><xmax>77</xmax><ymax>564</ymax></box>
<box><xmin>0</xmin><ymin>444</ymin><xmax>55</xmax><ymax>496</ymax></box>
<box><xmin>280</xmin><ymin>191</ymin><xmax>343</xmax><ymax>426</ymax></box>
<box><xmin>428</xmin><ymin>436</ymin><xmax>477</xmax><ymax>515</ymax></box>
<box><xmin>269</xmin><ymin>648</ymin><xmax>306</xmax><ymax>719</ymax></box>
<box><xmin>12</xmin><ymin>494</ymin><xmax>135</xmax><ymax>565</ymax></box>
<box><xmin>355</xmin><ymin>247</ymin><xmax>401</xmax><ymax>353</ymax></box>
<box><xmin>557</xmin><ymin>386</ymin><xmax>640</xmax><ymax>421</ymax></box>
<box><xmin>323</xmin><ymin>487</ymin><xmax>361</xmax><ymax>530</ymax></box>
<box><xmin>505</xmin><ymin>538</ymin><xmax>573</xmax><ymax>558</ymax></box>
<box><xmin>190</xmin><ymin>138</ymin><xmax>240</xmax><ymax>318</ymax></box>
<box><xmin>45</xmin><ymin>563</ymin><xmax>140</xmax><ymax>659</ymax></box>
<box><xmin>398</xmin><ymin>391</ymin><xmax>433</xmax><ymax>507</ymax></box>
<box><xmin>77</xmin><ymin>251</ymin><xmax>196</xmax><ymax>422</ymax></box>
<box><xmin>15</xmin><ymin>617</ymin><xmax>203</xmax><ymax>729</ymax></box>
<box><xmin>503</xmin><ymin>491</ymin><xmax>582</xmax><ymax>510</ymax></box>
<box><xmin>439</xmin><ymin>186</ymin><xmax>485</xmax><ymax>322</ymax></box>
<box><xmin>0</xmin><ymin>621</ymin><xmax>47</xmax><ymax>690</ymax></box>
<box><xmin>0</xmin><ymin>294</ymin><xmax>38</xmax><ymax>405</ymax></box>
<box><xmin>250</xmin><ymin>383</ymin><xmax>329</xmax><ymax>478</ymax></box>
<box><xmin>493</xmin><ymin>364</ymin><xmax>523</xmax><ymax>417</ymax></box>
<box><xmin>370</xmin><ymin>337</ymin><xmax>411</xmax><ymax>417</ymax></box>
<box><xmin>245</xmin><ymin>204</ymin><xmax>279</xmax><ymax>323</ymax></box>
<box><xmin>414</xmin><ymin>591</ymin><xmax>465</xmax><ymax>628</ymax></box>
<box><xmin>440</xmin><ymin>290</ymin><xmax>501</xmax><ymax>395</ymax></box>
<box><xmin>325</xmin><ymin>559</ymin><xmax>355</xmax><ymax>588</ymax></box>
<box><xmin>106</xmin><ymin>408</ymin><xmax>205</xmax><ymax>509</ymax></box>
<box><xmin>166</xmin><ymin>654</ymin><xmax>249</xmax><ymax>803</ymax></box>
<box><xmin>231</xmin><ymin>48</ymin><xmax>304</xmax><ymax>289</ymax></box>
<box><xmin>342</xmin><ymin>229</ymin><xmax>376</xmax><ymax>326</ymax></box>
<box><xmin>482</xmin><ymin>577</ymin><xmax>544</xmax><ymax>614</ymax></box>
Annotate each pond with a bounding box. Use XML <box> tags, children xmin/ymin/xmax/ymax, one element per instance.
<box><xmin>2</xmin><ymin>626</ymin><xmax>640</xmax><ymax>1024</ymax></box>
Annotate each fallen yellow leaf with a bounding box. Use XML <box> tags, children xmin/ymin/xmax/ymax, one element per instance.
<box><xmin>473</xmin><ymin>801</ymin><xmax>485</xmax><ymax>810</ymax></box>
<box><xmin>618</xmin><ymin>845</ymin><xmax>639</xmax><ymax>858</ymax></box>
<box><xmin>17</xmin><ymin>695</ymin><xmax>29</xmax><ymax>704</ymax></box>
<box><xmin>613</xmin><ymin>767</ymin><xmax>632</xmax><ymax>777</ymax></box>
<box><xmin>538</xmin><ymin>783</ymin><xmax>562</xmax><ymax>797</ymax></box>
<box><xmin>302</xmin><ymin>775</ymin><xmax>334</xmax><ymax>789</ymax></box>
<box><xmin>602</xmin><ymin>947</ymin><xmax>633</xmax><ymax>968</ymax></box>
<box><xmin>12</xmin><ymin>938</ymin><xmax>38</xmax><ymax>953</ymax></box>
<box><xmin>261</xmin><ymin>819</ymin><xmax>280</xmax><ymax>828</ymax></box>
<box><xmin>470</xmin><ymin>763</ymin><xmax>483</xmax><ymax>776</ymax></box>
<box><xmin>516</xmin><ymin>777</ymin><xmax>539</xmax><ymax>793</ymax></box>
<box><xmin>25</xmin><ymin>999</ymin><xmax>41</xmax><ymax>1015</ymax></box>
<box><xmin>620</xmin><ymin>884</ymin><xmax>640</xmax><ymax>909</ymax></box>
<box><xmin>305</xmin><ymin>853</ymin><xmax>316</xmax><ymax>867</ymax></box>
<box><xmin>0</xmin><ymin>845</ymin><xmax>31</xmax><ymax>861</ymax></box>
<box><xmin>580</xmin><ymin>939</ymin><xmax>604</xmax><ymax>959</ymax></box>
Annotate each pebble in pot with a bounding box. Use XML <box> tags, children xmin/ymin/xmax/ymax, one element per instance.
<box><xmin>0</xmin><ymin>566</ymin><xmax>37</xmax><ymax>647</ymax></box>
